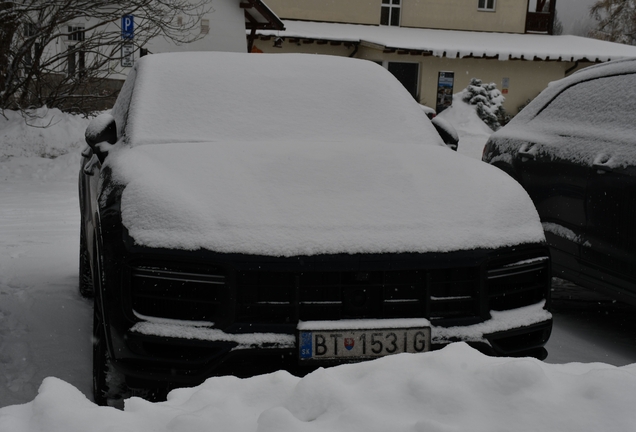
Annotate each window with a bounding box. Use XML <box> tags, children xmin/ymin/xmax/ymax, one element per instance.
<box><xmin>67</xmin><ymin>46</ymin><xmax>85</xmax><ymax>77</ymax></box>
<box><xmin>478</xmin><ymin>0</ymin><xmax>496</xmax><ymax>11</ymax></box>
<box><xmin>387</xmin><ymin>62</ymin><xmax>419</xmax><ymax>100</ymax></box>
<box><xmin>23</xmin><ymin>24</ymin><xmax>40</xmax><ymax>71</ymax></box>
<box><xmin>381</xmin><ymin>0</ymin><xmax>401</xmax><ymax>26</ymax></box>
<box><xmin>24</xmin><ymin>23</ymin><xmax>37</xmax><ymax>38</ymax></box>
<box><xmin>201</xmin><ymin>19</ymin><xmax>210</xmax><ymax>35</ymax></box>
<box><xmin>68</xmin><ymin>26</ymin><xmax>85</xmax><ymax>41</ymax></box>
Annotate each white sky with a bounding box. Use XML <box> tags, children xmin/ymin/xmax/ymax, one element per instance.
<box><xmin>556</xmin><ymin>0</ymin><xmax>598</xmax><ymax>34</ymax></box>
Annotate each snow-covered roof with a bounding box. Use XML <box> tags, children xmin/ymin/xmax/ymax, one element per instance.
<box><xmin>257</xmin><ymin>20</ymin><xmax>636</xmax><ymax>62</ymax></box>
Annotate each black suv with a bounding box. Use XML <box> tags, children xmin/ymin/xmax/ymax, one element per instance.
<box><xmin>483</xmin><ymin>58</ymin><xmax>636</xmax><ymax>305</ymax></box>
<box><xmin>80</xmin><ymin>52</ymin><xmax>552</xmax><ymax>406</ymax></box>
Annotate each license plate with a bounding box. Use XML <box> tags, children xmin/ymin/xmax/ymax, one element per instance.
<box><xmin>299</xmin><ymin>327</ymin><xmax>431</xmax><ymax>361</ymax></box>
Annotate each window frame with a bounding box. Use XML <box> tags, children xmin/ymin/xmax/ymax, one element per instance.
<box><xmin>381</xmin><ymin>0</ymin><xmax>401</xmax><ymax>27</ymax></box>
<box><xmin>200</xmin><ymin>19</ymin><xmax>210</xmax><ymax>35</ymax></box>
<box><xmin>67</xmin><ymin>25</ymin><xmax>85</xmax><ymax>42</ymax></box>
<box><xmin>67</xmin><ymin>45</ymin><xmax>85</xmax><ymax>78</ymax></box>
<box><xmin>477</xmin><ymin>0</ymin><xmax>496</xmax><ymax>12</ymax></box>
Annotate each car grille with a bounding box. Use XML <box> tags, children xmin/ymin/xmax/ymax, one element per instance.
<box><xmin>487</xmin><ymin>257</ymin><xmax>550</xmax><ymax>311</ymax></box>
<box><xmin>236</xmin><ymin>267</ymin><xmax>481</xmax><ymax>323</ymax></box>
<box><xmin>130</xmin><ymin>266</ymin><xmax>226</xmax><ymax>322</ymax></box>
<box><xmin>127</xmin><ymin>251</ymin><xmax>550</xmax><ymax>325</ymax></box>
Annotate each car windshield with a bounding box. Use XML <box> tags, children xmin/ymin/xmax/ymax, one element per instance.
<box><xmin>119</xmin><ymin>52</ymin><xmax>440</xmax><ymax>147</ymax></box>
<box><xmin>533</xmin><ymin>73</ymin><xmax>636</xmax><ymax>141</ymax></box>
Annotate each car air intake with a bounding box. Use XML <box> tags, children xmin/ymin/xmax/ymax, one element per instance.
<box><xmin>487</xmin><ymin>257</ymin><xmax>550</xmax><ymax>311</ymax></box>
<box><xmin>130</xmin><ymin>266</ymin><xmax>226</xmax><ymax>322</ymax></box>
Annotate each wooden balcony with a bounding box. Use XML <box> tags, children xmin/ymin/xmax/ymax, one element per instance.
<box><xmin>526</xmin><ymin>11</ymin><xmax>554</xmax><ymax>34</ymax></box>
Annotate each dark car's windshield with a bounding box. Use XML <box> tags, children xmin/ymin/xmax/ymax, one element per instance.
<box><xmin>121</xmin><ymin>52</ymin><xmax>440</xmax><ymax>147</ymax></box>
<box><xmin>535</xmin><ymin>74</ymin><xmax>636</xmax><ymax>136</ymax></box>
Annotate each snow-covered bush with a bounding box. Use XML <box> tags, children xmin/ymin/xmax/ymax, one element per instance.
<box><xmin>461</xmin><ymin>78</ymin><xmax>509</xmax><ymax>131</ymax></box>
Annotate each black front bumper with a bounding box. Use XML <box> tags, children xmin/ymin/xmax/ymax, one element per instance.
<box><xmin>109</xmin><ymin>312</ymin><xmax>552</xmax><ymax>389</ymax></box>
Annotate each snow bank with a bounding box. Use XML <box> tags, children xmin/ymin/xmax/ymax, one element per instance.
<box><xmin>0</xmin><ymin>108</ymin><xmax>90</xmax><ymax>183</ymax></box>
<box><xmin>437</xmin><ymin>92</ymin><xmax>494</xmax><ymax>159</ymax></box>
<box><xmin>2</xmin><ymin>343</ymin><xmax>636</xmax><ymax>432</ymax></box>
<box><xmin>0</xmin><ymin>108</ymin><xmax>88</xmax><ymax>159</ymax></box>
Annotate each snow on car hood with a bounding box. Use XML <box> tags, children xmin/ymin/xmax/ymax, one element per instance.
<box><xmin>108</xmin><ymin>139</ymin><xmax>544</xmax><ymax>256</ymax></box>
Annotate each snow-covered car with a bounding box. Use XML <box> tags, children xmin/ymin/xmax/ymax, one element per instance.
<box><xmin>79</xmin><ymin>52</ymin><xmax>552</xmax><ymax>405</ymax></box>
<box><xmin>483</xmin><ymin>58</ymin><xmax>636</xmax><ymax>305</ymax></box>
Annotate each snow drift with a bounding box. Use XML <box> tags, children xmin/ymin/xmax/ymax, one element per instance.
<box><xmin>2</xmin><ymin>343</ymin><xmax>636</xmax><ymax>432</ymax></box>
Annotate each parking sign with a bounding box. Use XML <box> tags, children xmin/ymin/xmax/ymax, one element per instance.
<box><xmin>121</xmin><ymin>44</ymin><xmax>134</xmax><ymax>67</ymax></box>
<box><xmin>122</xmin><ymin>15</ymin><xmax>134</xmax><ymax>39</ymax></box>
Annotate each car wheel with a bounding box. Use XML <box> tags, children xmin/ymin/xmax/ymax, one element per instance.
<box><xmin>79</xmin><ymin>225</ymin><xmax>93</xmax><ymax>298</ymax></box>
<box><xmin>93</xmin><ymin>305</ymin><xmax>129</xmax><ymax>407</ymax></box>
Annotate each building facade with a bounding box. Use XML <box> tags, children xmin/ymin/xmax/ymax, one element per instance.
<box><xmin>252</xmin><ymin>0</ymin><xmax>636</xmax><ymax>114</ymax></box>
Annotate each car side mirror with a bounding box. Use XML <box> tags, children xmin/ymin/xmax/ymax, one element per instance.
<box><xmin>431</xmin><ymin>116</ymin><xmax>459</xmax><ymax>151</ymax></box>
<box><xmin>85</xmin><ymin>113</ymin><xmax>117</xmax><ymax>162</ymax></box>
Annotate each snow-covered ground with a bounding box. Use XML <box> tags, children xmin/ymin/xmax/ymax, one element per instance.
<box><xmin>1</xmin><ymin>104</ymin><xmax>636</xmax><ymax>431</ymax></box>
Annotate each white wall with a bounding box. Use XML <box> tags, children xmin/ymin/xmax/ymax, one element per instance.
<box><xmin>38</xmin><ymin>0</ymin><xmax>248</xmax><ymax>83</ymax></box>
<box><xmin>146</xmin><ymin>0</ymin><xmax>247</xmax><ymax>55</ymax></box>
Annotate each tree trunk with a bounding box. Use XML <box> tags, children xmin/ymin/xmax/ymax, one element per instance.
<box><xmin>0</xmin><ymin>2</ymin><xmax>19</xmax><ymax>99</ymax></box>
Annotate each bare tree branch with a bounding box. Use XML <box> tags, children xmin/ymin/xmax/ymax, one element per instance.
<box><xmin>589</xmin><ymin>0</ymin><xmax>636</xmax><ymax>45</ymax></box>
<box><xmin>1</xmin><ymin>0</ymin><xmax>212</xmax><ymax>114</ymax></box>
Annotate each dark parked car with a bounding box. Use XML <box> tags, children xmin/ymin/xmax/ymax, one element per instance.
<box><xmin>80</xmin><ymin>52</ymin><xmax>552</xmax><ymax>406</ymax></box>
<box><xmin>483</xmin><ymin>58</ymin><xmax>636</xmax><ymax>305</ymax></box>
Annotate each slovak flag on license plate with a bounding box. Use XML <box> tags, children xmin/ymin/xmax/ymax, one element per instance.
<box><xmin>344</xmin><ymin>338</ymin><xmax>355</xmax><ymax>351</ymax></box>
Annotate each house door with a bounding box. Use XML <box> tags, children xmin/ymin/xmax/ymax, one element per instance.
<box><xmin>387</xmin><ymin>62</ymin><xmax>419</xmax><ymax>100</ymax></box>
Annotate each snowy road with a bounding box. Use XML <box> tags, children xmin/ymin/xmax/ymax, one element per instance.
<box><xmin>1</xmin><ymin>159</ymin><xmax>636</xmax><ymax>408</ymax></box>
<box><xmin>547</xmin><ymin>281</ymin><xmax>636</xmax><ymax>366</ymax></box>
<box><xmin>0</xmin><ymin>163</ymin><xmax>92</xmax><ymax>407</ymax></box>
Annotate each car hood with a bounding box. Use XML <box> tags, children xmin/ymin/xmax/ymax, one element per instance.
<box><xmin>106</xmin><ymin>140</ymin><xmax>544</xmax><ymax>257</ymax></box>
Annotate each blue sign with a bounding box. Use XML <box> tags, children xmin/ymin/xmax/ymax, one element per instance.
<box><xmin>122</xmin><ymin>15</ymin><xmax>134</xmax><ymax>40</ymax></box>
<box><xmin>299</xmin><ymin>332</ymin><xmax>312</xmax><ymax>359</ymax></box>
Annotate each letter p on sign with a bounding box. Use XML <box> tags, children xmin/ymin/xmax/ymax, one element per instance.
<box><xmin>122</xmin><ymin>15</ymin><xmax>134</xmax><ymax>40</ymax></box>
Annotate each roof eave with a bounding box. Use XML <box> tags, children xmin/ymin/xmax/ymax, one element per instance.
<box><xmin>241</xmin><ymin>0</ymin><xmax>285</xmax><ymax>31</ymax></box>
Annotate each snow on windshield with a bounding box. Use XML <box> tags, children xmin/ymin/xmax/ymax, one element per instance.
<box><xmin>492</xmin><ymin>69</ymin><xmax>636</xmax><ymax>168</ymax></box>
<box><xmin>124</xmin><ymin>52</ymin><xmax>439</xmax><ymax>146</ymax></box>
